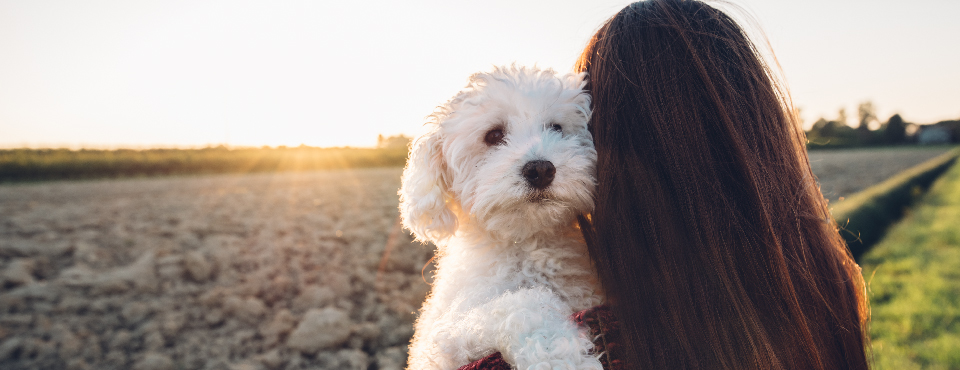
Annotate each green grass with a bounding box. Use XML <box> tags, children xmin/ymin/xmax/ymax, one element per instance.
<box><xmin>831</xmin><ymin>148</ymin><xmax>960</xmax><ymax>260</ymax></box>
<box><xmin>0</xmin><ymin>146</ymin><xmax>409</xmax><ymax>182</ymax></box>
<box><xmin>860</xmin><ymin>159</ymin><xmax>960</xmax><ymax>369</ymax></box>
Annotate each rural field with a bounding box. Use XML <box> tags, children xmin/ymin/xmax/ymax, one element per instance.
<box><xmin>0</xmin><ymin>146</ymin><xmax>953</xmax><ymax>370</ymax></box>
<box><xmin>0</xmin><ymin>168</ymin><xmax>429</xmax><ymax>370</ymax></box>
<box><xmin>808</xmin><ymin>147</ymin><xmax>953</xmax><ymax>202</ymax></box>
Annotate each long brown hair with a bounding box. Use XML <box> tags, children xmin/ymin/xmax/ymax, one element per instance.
<box><xmin>575</xmin><ymin>1</ymin><xmax>869</xmax><ymax>369</ymax></box>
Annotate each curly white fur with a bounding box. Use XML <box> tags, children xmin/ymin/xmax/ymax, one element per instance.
<box><xmin>400</xmin><ymin>66</ymin><xmax>604</xmax><ymax>370</ymax></box>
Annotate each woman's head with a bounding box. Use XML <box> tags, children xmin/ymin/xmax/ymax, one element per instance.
<box><xmin>576</xmin><ymin>1</ymin><xmax>869</xmax><ymax>369</ymax></box>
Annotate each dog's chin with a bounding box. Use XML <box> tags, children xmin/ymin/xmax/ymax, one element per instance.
<box><xmin>475</xmin><ymin>193</ymin><xmax>585</xmax><ymax>241</ymax></box>
<box><xmin>525</xmin><ymin>191</ymin><xmax>551</xmax><ymax>203</ymax></box>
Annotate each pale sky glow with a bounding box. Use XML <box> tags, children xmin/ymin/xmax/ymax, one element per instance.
<box><xmin>1</xmin><ymin>0</ymin><xmax>958</xmax><ymax>148</ymax></box>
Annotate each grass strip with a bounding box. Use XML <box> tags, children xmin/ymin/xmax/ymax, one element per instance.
<box><xmin>859</xmin><ymin>157</ymin><xmax>960</xmax><ymax>369</ymax></box>
<box><xmin>0</xmin><ymin>146</ymin><xmax>409</xmax><ymax>183</ymax></box>
<box><xmin>831</xmin><ymin>148</ymin><xmax>960</xmax><ymax>260</ymax></box>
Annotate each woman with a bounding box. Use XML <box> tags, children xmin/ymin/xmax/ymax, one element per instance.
<box><xmin>575</xmin><ymin>0</ymin><xmax>870</xmax><ymax>369</ymax></box>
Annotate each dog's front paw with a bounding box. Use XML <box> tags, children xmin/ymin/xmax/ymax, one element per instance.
<box><xmin>524</xmin><ymin>357</ymin><xmax>603</xmax><ymax>370</ymax></box>
<box><xmin>512</xmin><ymin>336</ymin><xmax>604</xmax><ymax>370</ymax></box>
<box><xmin>525</xmin><ymin>359</ymin><xmax>603</xmax><ymax>370</ymax></box>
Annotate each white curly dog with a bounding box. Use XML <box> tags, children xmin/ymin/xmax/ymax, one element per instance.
<box><xmin>399</xmin><ymin>66</ymin><xmax>604</xmax><ymax>370</ymax></box>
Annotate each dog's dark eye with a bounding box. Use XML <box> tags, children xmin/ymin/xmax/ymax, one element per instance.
<box><xmin>549</xmin><ymin>123</ymin><xmax>563</xmax><ymax>133</ymax></box>
<box><xmin>484</xmin><ymin>128</ymin><xmax>506</xmax><ymax>146</ymax></box>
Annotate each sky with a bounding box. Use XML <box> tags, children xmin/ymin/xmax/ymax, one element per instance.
<box><xmin>1</xmin><ymin>0</ymin><xmax>958</xmax><ymax>149</ymax></box>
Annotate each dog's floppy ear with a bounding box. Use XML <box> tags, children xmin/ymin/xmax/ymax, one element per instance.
<box><xmin>399</xmin><ymin>124</ymin><xmax>458</xmax><ymax>244</ymax></box>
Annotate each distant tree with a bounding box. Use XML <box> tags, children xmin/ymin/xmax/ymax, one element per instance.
<box><xmin>822</xmin><ymin>119</ymin><xmax>840</xmax><ymax>138</ymax></box>
<box><xmin>808</xmin><ymin>118</ymin><xmax>830</xmax><ymax>138</ymax></box>
<box><xmin>377</xmin><ymin>134</ymin><xmax>412</xmax><ymax>149</ymax></box>
<box><xmin>808</xmin><ymin>117</ymin><xmax>857</xmax><ymax>147</ymax></box>
<box><xmin>832</xmin><ymin>121</ymin><xmax>858</xmax><ymax>143</ymax></box>
<box><xmin>856</xmin><ymin>101</ymin><xmax>877</xmax><ymax>144</ymax></box>
<box><xmin>857</xmin><ymin>101</ymin><xmax>877</xmax><ymax>130</ymax></box>
<box><xmin>832</xmin><ymin>108</ymin><xmax>858</xmax><ymax>140</ymax></box>
<box><xmin>882</xmin><ymin>114</ymin><xmax>907</xmax><ymax>144</ymax></box>
<box><xmin>811</xmin><ymin>117</ymin><xmax>828</xmax><ymax>130</ymax></box>
<box><xmin>805</xmin><ymin>107</ymin><xmax>890</xmax><ymax>148</ymax></box>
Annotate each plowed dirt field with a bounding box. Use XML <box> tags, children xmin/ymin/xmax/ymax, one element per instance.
<box><xmin>0</xmin><ymin>146</ymin><xmax>952</xmax><ymax>370</ymax></box>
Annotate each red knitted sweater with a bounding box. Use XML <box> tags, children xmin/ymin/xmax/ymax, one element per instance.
<box><xmin>456</xmin><ymin>305</ymin><xmax>624</xmax><ymax>370</ymax></box>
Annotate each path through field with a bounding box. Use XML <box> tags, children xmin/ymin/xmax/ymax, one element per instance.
<box><xmin>0</xmin><ymin>146</ymin><xmax>954</xmax><ymax>370</ymax></box>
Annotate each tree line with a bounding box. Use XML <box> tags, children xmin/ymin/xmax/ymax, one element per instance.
<box><xmin>0</xmin><ymin>145</ymin><xmax>409</xmax><ymax>182</ymax></box>
<box><xmin>806</xmin><ymin>102</ymin><xmax>960</xmax><ymax>148</ymax></box>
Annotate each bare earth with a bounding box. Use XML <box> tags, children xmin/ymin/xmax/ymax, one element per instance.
<box><xmin>0</xmin><ymin>168</ymin><xmax>431</xmax><ymax>370</ymax></box>
<box><xmin>0</xmin><ymin>147</ymin><xmax>952</xmax><ymax>370</ymax></box>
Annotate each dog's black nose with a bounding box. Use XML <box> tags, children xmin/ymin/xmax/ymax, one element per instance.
<box><xmin>521</xmin><ymin>160</ymin><xmax>556</xmax><ymax>189</ymax></box>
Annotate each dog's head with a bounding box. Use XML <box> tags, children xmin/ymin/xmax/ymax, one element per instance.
<box><xmin>400</xmin><ymin>65</ymin><xmax>595</xmax><ymax>243</ymax></box>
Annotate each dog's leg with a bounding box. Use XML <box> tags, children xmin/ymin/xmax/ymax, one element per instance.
<box><xmin>408</xmin><ymin>300</ymin><xmax>466</xmax><ymax>370</ymax></box>
<box><xmin>445</xmin><ymin>287</ymin><xmax>604</xmax><ymax>370</ymax></box>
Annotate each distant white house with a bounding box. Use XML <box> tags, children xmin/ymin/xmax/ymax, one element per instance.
<box><xmin>917</xmin><ymin>125</ymin><xmax>951</xmax><ymax>145</ymax></box>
